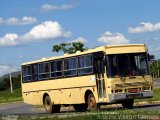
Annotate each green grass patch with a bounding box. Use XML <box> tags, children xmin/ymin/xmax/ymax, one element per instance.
<box><xmin>0</xmin><ymin>89</ymin><xmax>22</xmax><ymax>104</ymax></box>
<box><xmin>17</xmin><ymin>109</ymin><xmax>160</xmax><ymax>120</ymax></box>
<box><xmin>136</xmin><ymin>87</ymin><xmax>160</xmax><ymax>103</ymax></box>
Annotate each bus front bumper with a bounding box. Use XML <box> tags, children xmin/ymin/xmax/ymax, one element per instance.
<box><xmin>109</xmin><ymin>91</ymin><xmax>153</xmax><ymax>102</ymax></box>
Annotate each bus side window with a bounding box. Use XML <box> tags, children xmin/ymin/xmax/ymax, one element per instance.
<box><xmin>39</xmin><ymin>62</ymin><xmax>49</xmax><ymax>80</ymax></box>
<box><xmin>50</xmin><ymin>60</ymin><xmax>63</xmax><ymax>78</ymax></box>
<box><xmin>23</xmin><ymin>65</ymin><xmax>31</xmax><ymax>82</ymax></box>
<box><xmin>39</xmin><ymin>63</ymin><xmax>43</xmax><ymax>80</ymax></box>
<box><xmin>64</xmin><ymin>57</ymin><xmax>77</xmax><ymax>76</ymax></box>
<box><xmin>78</xmin><ymin>54</ymin><xmax>93</xmax><ymax>75</ymax></box>
<box><xmin>32</xmin><ymin>64</ymin><xmax>38</xmax><ymax>81</ymax></box>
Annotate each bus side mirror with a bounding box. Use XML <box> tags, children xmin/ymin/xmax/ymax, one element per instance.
<box><xmin>148</xmin><ymin>54</ymin><xmax>155</xmax><ymax>61</ymax></box>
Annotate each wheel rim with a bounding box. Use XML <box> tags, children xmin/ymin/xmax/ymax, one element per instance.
<box><xmin>88</xmin><ymin>96</ymin><xmax>96</xmax><ymax>110</ymax></box>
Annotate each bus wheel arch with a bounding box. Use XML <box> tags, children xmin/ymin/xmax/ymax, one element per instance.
<box><xmin>85</xmin><ymin>89</ymin><xmax>99</xmax><ymax>111</ymax></box>
<box><xmin>84</xmin><ymin>90</ymin><xmax>93</xmax><ymax>103</ymax></box>
<box><xmin>43</xmin><ymin>93</ymin><xmax>61</xmax><ymax>113</ymax></box>
<box><xmin>43</xmin><ymin>93</ymin><xmax>49</xmax><ymax>104</ymax></box>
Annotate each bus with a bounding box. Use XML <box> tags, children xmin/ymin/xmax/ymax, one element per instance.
<box><xmin>21</xmin><ymin>44</ymin><xmax>153</xmax><ymax>113</ymax></box>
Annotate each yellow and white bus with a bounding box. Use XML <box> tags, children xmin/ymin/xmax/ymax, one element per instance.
<box><xmin>21</xmin><ymin>44</ymin><xmax>153</xmax><ymax>113</ymax></box>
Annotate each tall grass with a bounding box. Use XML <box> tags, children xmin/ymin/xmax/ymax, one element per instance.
<box><xmin>0</xmin><ymin>89</ymin><xmax>22</xmax><ymax>104</ymax></box>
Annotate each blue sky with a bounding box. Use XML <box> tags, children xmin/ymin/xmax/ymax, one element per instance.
<box><xmin>0</xmin><ymin>0</ymin><xmax>160</xmax><ymax>75</ymax></box>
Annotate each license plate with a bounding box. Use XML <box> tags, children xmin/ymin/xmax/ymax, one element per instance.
<box><xmin>128</xmin><ymin>89</ymin><xmax>138</xmax><ymax>93</ymax></box>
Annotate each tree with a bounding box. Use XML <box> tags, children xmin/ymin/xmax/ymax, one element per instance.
<box><xmin>150</xmin><ymin>61</ymin><xmax>160</xmax><ymax>78</ymax></box>
<box><xmin>0</xmin><ymin>75</ymin><xmax>21</xmax><ymax>91</ymax></box>
<box><xmin>52</xmin><ymin>42</ymin><xmax>87</xmax><ymax>54</ymax></box>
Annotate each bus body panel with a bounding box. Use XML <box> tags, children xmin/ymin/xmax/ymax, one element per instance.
<box><xmin>105</xmin><ymin>44</ymin><xmax>147</xmax><ymax>54</ymax></box>
<box><xmin>22</xmin><ymin>75</ymin><xmax>99</xmax><ymax>105</ymax></box>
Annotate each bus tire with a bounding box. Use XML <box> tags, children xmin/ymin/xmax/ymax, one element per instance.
<box><xmin>44</xmin><ymin>96</ymin><xmax>61</xmax><ymax>113</ymax></box>
<box><xmin>87</xmin><ymin>93</ymin><xmax>99</xmax><ymax>111</ymax></box>
<box><xmin>73</xmin><ymin>104</ymin><xmax>88</xmax><ymax>112</ymax></box>
<box><xmin>122</xmin><ymin>99</ymin><xmax>134</xmax><ymax>109</ymax></box>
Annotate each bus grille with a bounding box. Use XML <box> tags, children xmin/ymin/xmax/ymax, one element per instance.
<box><xmin>115</xmin><ymin>81</ymin><xmax>150</xmax><ymax>88</ymax></box>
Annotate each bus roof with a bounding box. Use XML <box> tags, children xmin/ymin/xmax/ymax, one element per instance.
<box><xmin>22</xmin><ymin>44</ymin><xmax>147</xmax><ymax>65</ymax></box>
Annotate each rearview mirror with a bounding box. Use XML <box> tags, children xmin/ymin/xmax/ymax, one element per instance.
<box><xmin>148</xmin><ymin>54</ymin><xmax>155</xmax><ymax>60</ymax></box>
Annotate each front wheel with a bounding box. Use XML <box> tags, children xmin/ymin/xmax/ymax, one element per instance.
<box><xmin>44</xmin><ymin>96</ymin><xmax>61</xmax><ymax>113</ymax></box>
<box><xmin>87</xmin><ymin>93</ymin><xmax>99</xmax><ymax>111</ymax></box>
<box><xmin>122</xmin><ymin>99</ymin><xmax>134</xmax><ymax>109</ymax></box>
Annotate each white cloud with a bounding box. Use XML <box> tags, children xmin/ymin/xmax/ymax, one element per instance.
<box><xmin>0</xmin><ymin>16</ymin><xmax>37</xmax><ymax>26</ymax></box>
<box><xmin>154</xmin><ymin>47</ymin><xmax>160</xmax><ymax>51</ymax></box>
<box><xmin>0</xmin><ymin>21</ymin><xmax>71</xmax><ymax>47</ymax></box>
<box><xmin>70</xmin><ymin>37</ymin><xmax>87</xmax><ymax>43</ymax></box>
<box><xmin>6</xmin><ymin>18</ymin><xmax>19</xmax><ymax>25</ymax></box>
<box><xmin>0</xmin><ymin>17</ymin><xmax>4</xmax><ymax>24</ymax></box>
<box><xmin>97</xmin><ymin>31</ymin><xmax>129</xmax><ymax>45</ymax></box>
<box><xmin>0</xmin><ymin>33</ymin><xmax>18</xmax><ymax>46</ymax></box>
<box><xmin>0</xmin><ymin>64</ymin><xmax>18</xmax><ymax>77</ymax></box>
<box><xmin>22</xmin><ymin>21</ymin><xmax>71</xmax><ymax>41</ymax></box>
<box><xmin>154</xmin><ymin>37</ymin><xmax>159</xmax><ymax>40</ymax></box>
<box><xmin>21</xmin><ymin>16</ymin><xmax>37</xmax><ymax>24</ymax></box>
<box><xmin>63</xmin><ymin>31</ymin><xmax>72</xmax><ymax>38</ymax></box>
<box><xmin>41</xmin><ymin>4</ymin><xmax>75</xmax><ymax>12</ymax></box>
<box><xmin>128</xmin><ymin>22</ymin><xmax>160</xmax><ymax>33</ymax></box>
<box><xmin>23</xmin><ymin>21</ymin><xmax>63</xmax><ymax>41</ymax></box>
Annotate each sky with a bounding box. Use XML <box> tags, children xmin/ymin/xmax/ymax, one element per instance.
<box><xmin>0</xmin><ymin>0</ymin><xmax>160</xmax><ymax>76</ymax></box>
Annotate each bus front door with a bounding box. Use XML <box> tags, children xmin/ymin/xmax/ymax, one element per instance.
<box><xmin>95</xmin><ymin>56</ymin><xmax>107</xmax><ymax>101</ymax></box>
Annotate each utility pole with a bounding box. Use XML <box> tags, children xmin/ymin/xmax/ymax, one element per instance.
<box><xmin>9</xmin><ymin>64</ymin><xmax>13</xmax><ymax>94</ymax></box>
<box><xmin>0</xmin><ymin>64</ymin><xmax>19</xmax><ymax>94</ymax></box>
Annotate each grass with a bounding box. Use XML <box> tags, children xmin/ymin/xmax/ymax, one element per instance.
<box><xmin>17</xmin><ymin>109</ymin><xmax>160</xmax><ymax>120</ymax></box>
<box><xmin>0</xmin><ymin>87</ymin><xmax>160</xmax><ymax>120</ymax></box>
<box><xmin>0</xmin><ymin>88</ymin><xmax>22</xmax><ymax>104</ymax></box>
<box><xmin>135</xmin><ymin>87</ymin><xmax>160</xmax><ymax>103</ymax></box>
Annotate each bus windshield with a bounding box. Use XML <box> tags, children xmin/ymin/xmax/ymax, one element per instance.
<box><xmin>106</xmin><ymin>53</ymin><xmax>149</xmax><ymax>77</ymax></box>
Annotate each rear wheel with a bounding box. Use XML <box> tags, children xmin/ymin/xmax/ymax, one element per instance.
<box><xmin>73</xmin><ymin>104</ymin><xmax>88</xmax><ymax>112</ymax></box>
<box><xmin>44</xmin><ymin>96</ymin><xmax>61</xmax><ymax>113</ymax></box>
<box><xmin>87</xmin><ymin>93</ymin><xmax>99</xmax><ymax>111</ymax></box>
<box><xmin>122</xmin><ymin>99</ymin><xmax>134</xmax><ymax>109</ymax></box>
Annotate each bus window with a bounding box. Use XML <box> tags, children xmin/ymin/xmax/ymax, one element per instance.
<box><xmin>32</xmin><ymin>64</ymin><xmax>38</xmax><ymax>80</ymax></box>
<box><xmin>132</xmin><ymin>54</ymin><xmax>149</xmax><ymax>75</ymax></box>
<box><xmin>64</xmin><ymin>57</ymin><xmax>77</xmax><ymax>76</ymax></box>
<box><xmin>39</xmin><ymin>62</ymin><xmax>49</xmax><ymax>80</ymax></box>
<box><xmin>107</xmin><ymin>53</ymin><xmax>149</xmax><ymax>77</ymax></box>
<box><xmin>78</xmin><ymin>54</ymin><xmax>93</xmax><ymax>75</ymax></box>
<box><xmin>50</xmin><ymin>60</ymin><xmax>63</xmax><ymax>78</ymax></box>
<box><xmin>23</xmin><ymin>65</ymin><xmax>31</xmax><ymax>82</ymax></box>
